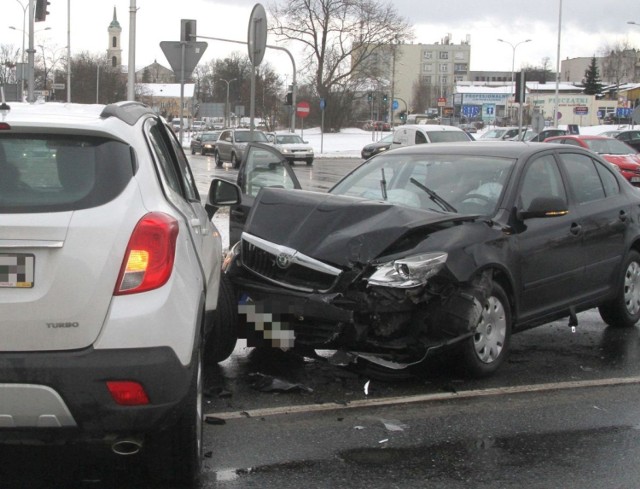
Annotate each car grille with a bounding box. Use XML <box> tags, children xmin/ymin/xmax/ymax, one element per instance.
<box><xmin>241</xmin><ymin>233</ymin><xmax>342</xmax><ymax>293</ymax></box>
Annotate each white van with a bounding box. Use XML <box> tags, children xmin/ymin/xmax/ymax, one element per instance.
<box><xmin>390</xmin><ymin>124</ymin><xmax>473</xmax><ymax>149</ymax></box>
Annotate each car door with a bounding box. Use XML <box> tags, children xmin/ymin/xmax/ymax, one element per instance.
<box><xmin>217</xmin><ymin>130</ymin><xmax>232</xmax><ymax>160</ymax></box>
<box><xmin>557</xmin><ymin>151</ymin><xmax>629</xmax><ymax>298</ymax></box>
<box><xmin>147</xmin><ymin>119</ymin><xmax>221</xmax><ymax>309</ymax></box>
<box><xmin>515</xmin><ymin>153</ymin><xmax>586</xmax><ymax>321</ymax></box>
<box><xmin>229</xmin><ymin>143</ymin><xmax>301</xmax><ymax>246</ymax></box>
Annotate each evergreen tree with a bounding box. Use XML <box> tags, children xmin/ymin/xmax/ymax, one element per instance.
<box><xmin>583</xmin><ymin>56</ymin><xmax>603</xmax><ymax>96</ymax></box>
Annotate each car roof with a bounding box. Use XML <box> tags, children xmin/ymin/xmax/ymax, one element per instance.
<box><xmin>384</xmin><ymin>140</ymin><xmax>568</xmax><ymax>158</ymax></box>
<box><xmin>398</xmin><ymin>124</ymin><xmax>465</xmax><ymax>132</ymax></box>
<box><xmin>546</xmin><ymin>135</ymin><xmax>611</xmax><ymax>140</ymax></box>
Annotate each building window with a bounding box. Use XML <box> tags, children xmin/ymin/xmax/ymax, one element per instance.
<box><xmin>454</xmin><ymin>51</ymin><xmax>465</xmax><ymax>60</ymax></box>
<box><xmin>439</xmin><ymin>51</ymin><xmax>449</xmax><ymax>60</ymax></box>
<box><xmin>112</xmin><ymin>36</ymin><xmax>117</xmax><ymax>48</ymax></box>
<box><xmin>111</xmin><ymin>56</ymin><xmax>117</xmax><ymax>67</ymax></box>
<box><xmin>422</xmin><ymin>75</ymin><xmax>432</xmax><ymax>84</ymax></box>
<box><xmin>441</xmin><ymin>76</ymin><xmax>448</xmax><ymax>85</ymax></box>
<box><xmin>423</xmin><ymin>51</ymin><xmax>432</xmax><ymax>60</ymax></box>
<box><xmin>423</xmin><ymin>64</ymin><xmax>433</xmax><ymax>72</ymax></box>
<box><xmin>454</xmin><ymin>63</ymin><xmax>468</xmax><ymax>72</ymax></box>
<box><xmin>439</xmin><ymin>64</ymin><xmax>448</xmax><ymax>73</ymax></box>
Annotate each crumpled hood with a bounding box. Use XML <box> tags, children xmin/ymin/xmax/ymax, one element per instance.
<box><xmin>244</xmin><ymin>188</ymin><xmax>470</xmax><ymax>267</ymax></box>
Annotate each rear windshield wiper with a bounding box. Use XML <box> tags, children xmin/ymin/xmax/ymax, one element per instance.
<box><xmin>410</xmin><ymin>177</ymin><xmax>457</xmax><ymax>213</ymax></box>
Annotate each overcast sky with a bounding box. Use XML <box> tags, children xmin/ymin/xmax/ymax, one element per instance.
<box><xmin>5</xmin><ymin>0</ymin><xmax>640</xmax><ymax>77</ymax></box>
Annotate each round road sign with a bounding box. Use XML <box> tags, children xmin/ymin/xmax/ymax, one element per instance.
<box><xmin>247</xmin><ymin>3</ymin><xmax>268</xmax><ymax>67</ymax></box>
<box><xmin>296</xmin><ymin>101</ymin><xmax>310</xmax><ymax>118</ymax></box>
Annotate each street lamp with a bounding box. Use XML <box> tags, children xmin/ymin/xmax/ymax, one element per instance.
<box><xmin>219</xmin><ymin>78</ymin><xmax>236</xmax><ymax>128</ymax></box>
<box><xmin>498</xmin><ymin>38</ymin><xmax>531</xmax><ymax>124</ymax></box>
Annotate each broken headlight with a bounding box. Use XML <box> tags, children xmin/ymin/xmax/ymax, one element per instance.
<box><xmin>367</xmin><ymin>252</ymin><xmax>448</xmax><ymax>288</ymax></box>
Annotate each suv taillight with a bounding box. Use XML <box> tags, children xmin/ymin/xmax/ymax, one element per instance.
<box><xmin>114</xmin><ymin>212</ymin><xmax>179</xmax><ymax>295</ymax></box>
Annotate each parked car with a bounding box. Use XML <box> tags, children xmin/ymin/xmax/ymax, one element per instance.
<box><xmin>214</xmin><ymin>128</ymin><xmax>270</xmax><ymax>168</ymax></box>
<box><xmin>0</xmin><ymin>101</ymin><xmax>240</xmax><ymax>486</ymax></box>
<box><xmin>190</xmin><ymin>130</ymin><xmax>222</xmax><ymax>158</ymax></box>
<box><xmin>267</xmin><ymin>133</ymin><xmax>314</xmax><ymax>165</ymax></box>
<box><xmin>600</xmin><ymin>129</ymin><xmax>623</xmax><ymax>138</ymax></box>
<box><xmin>613</xmin><ymin>130</ymin><xmax>640</xmax><ymax>152</ymax></box>
<box><xmin>478</xmin><ymin>127</ymin><xmax>522</xmax><ymax>141</ymax></box>
<box><xmin>544</xmin><ymin>135</ymin><xmax>640</xmax><ymax>186</ymax></box>
<box><xmin>390</xmin><ymin>124</ymin><xmax>473</xmax><ymax>149</ymax></box>
<box><xmin>219</xmin><ymin>140</ymin><xmax>640</xmax><ymax>379</ymax></box>
<box><xmin>515</xmin><ymin>128</ymin><xmax>568</xmax><ymax>142</ymax></box>
<box><xmin>361</xmin><ymin>133</ymin><xmax>394</xmax><ymax>159</ymax></box>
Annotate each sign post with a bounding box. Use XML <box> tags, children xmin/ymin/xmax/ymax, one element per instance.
<box><xmin>320</xmin><ymin>98</ymin><xmax>325</xmax><ymax>154</ymax></box>
<box><xmin>247</xmin><ymin>4</ymin><xmax>268</xmax><ymax>138</ymax></box>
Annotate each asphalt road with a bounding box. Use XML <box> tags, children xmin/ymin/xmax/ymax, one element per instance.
<box><xmin>5</xmin><ymin>155</ymin><xmax>640</xmax><ymax>488</ymax></box>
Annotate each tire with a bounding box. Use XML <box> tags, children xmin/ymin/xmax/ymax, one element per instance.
<box><xmin>204</xmin><ymin>274</ymin><xmax>238</xmax><ymax>364</ymax></box>
<box><xmin>201</xmin><ymin>148</ymin><xmax>206</xmax><ymax>156</ymax></box>
<box><xmin>231</xmin><ymin>152</ymin><xmax>239</xmax><ymax>168</ymax></box>
<box><xmin>145</xmin><ymin>347</ymin><xmax>203</xmax><ymax>487</ymax></box>
<box><xmin>191</xmin><ymin>147</ymin><xmax>196</xmax><ymax>155</ymax></box>
<box><xmin>459</xmin><ymin>282</ymin><xmax>511</xmax><ymax>378</ymax></box>
<box><xmin>599</xmin><ymin>250</ymin><xmax>640</xmax><ymax>328</ymax></box>
<box><xmin>214</xmin><ymin>151</ymin><xmax>222</xmax><ymax>167</ymax></box>
<box><xmin>306</xmin><ymin>158</ymin><xmax>314</xmax><ymax>166</ymax></box>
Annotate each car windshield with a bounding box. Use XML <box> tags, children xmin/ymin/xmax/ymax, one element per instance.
<box><xmin>235</xmin><ymin>131</ymin><xmax>268</xmax><ymax>143</ymax></box>
<box><xmin>425</xmin><ymin>131</ymin><xmax>470</xmax><ymax>143</ymax></box>
<box><xmin>275</xmin><ymin>135</ymin><xmax>304</xmax><ymax>144</ymax></box>
<box><xmin>331</xmin><ymin>152</ymin><xmax>515</xmax><ymax>215</ymax></box>
<box><xmin>585</xmin><ymin>139</ymin><xmax>638</xmax><ymax>155</ymax></box>
<box><xmin>379</xmin><ymin>134</ymin><xmax>394</xmax><ymax>143</ymax></box>
<box><xmin>202</xmin><ymin>133</ymin><xmax>220</xmax><ymax>141</ymax></box>
<box><xmin>480</xmin><ymin>129</ymin><xmax>506</xmax><ymax>139</ymax></box>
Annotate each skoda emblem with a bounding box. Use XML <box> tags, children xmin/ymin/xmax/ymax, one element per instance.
<box><xmin>276</xmin><ymin>253</ymin><xmax>293</xmax><ymax>269</ymax></box>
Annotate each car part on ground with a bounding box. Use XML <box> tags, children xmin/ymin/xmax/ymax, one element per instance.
<box><xmin>223</xmin><ymin>141</ymin><xmax>640</xmax><ymax>380</ymax></box>
<box><xmin>0</xmin><ymin>101</ymin><xmax>240</xmax><ymax>486</ymax></box>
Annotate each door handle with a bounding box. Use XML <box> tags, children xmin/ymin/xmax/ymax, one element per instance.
<box><xmin>190</xmin><ymin>218</ymin><xmax>202</xmax><ymax>234</ymax></box>
<box><xmin>619</xmin><ymin>210</ymin><xmax>628</xmax><ymax>222</ymax></box>
<box><xmin>570</xmin><ymin>223</ymin><xmax>582</xmax><ymax>236</ymax></box>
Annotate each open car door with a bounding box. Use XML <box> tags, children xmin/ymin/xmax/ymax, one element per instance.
<box><xmin>229</xmin><ymin>142</ymin><xmax>302</xmax><ymax>246</ymax></box>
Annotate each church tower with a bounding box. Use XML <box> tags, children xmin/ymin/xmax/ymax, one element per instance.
<box><xmin>107</xmin><ymin>7</ymin><xmax>122</xmax><ymax>68</ymax></box>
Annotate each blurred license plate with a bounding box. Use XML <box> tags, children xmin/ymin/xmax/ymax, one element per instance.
<box><xmin>0</xmin><ymin>253</ymin><xmax>35</xmax><ymax>288</ymax></box>
<box><xmin>632</xmin><ymin>177</ymin><xmax>640</xmax><ymax>183</ymax></box>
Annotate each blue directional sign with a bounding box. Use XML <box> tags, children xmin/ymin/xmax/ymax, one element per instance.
<box><xmin>462</xmin><ymin>105</ymin><xmax>481</xmax><ymax>118</ymax></box>
<box><xmin>617</xmin><ymin>107</ymin><xmax>632</xmax><ymax>118</ymax></box>
<box><xmin>319</xmin><ymin>98</ymin><xmax>326</xmax><ymax>110</ymax></box>
<box><xmin>392</xmin><ymin>100</ymin><xmax>399</xmax><ymax>110</ymax></box>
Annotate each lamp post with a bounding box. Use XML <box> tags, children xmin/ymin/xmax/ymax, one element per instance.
<box><xmin>497</xmin><ymin>38</ymin><xmax>531</xmax><ymax>124</ymax></box>
<box><xmin>12</xmin><ymin>0</ymin><xmax>28</xmax><ymax>100</ymax></box>
<box><xmin>219</xmin><ymin>78</ymin><xmax>236</xmax><ymax>128</ymax></box>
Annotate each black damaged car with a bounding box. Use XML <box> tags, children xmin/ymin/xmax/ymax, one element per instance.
<box><xmin>215</xmin><ymin>141</ymin><xmax>640</xmax><ymax>378</ymax></box>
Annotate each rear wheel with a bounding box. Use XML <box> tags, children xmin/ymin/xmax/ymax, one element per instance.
<box><xmin>231</xmin><ymin>153</ymin><xmax>239</xmax><ymax>168</ymax></box>
<box><xmin>205</xmin><ymin>274</ymin><xmax>238</xmax><ymax>364</ymax></box>
<box><xmin>459</xmin><ymin>282</ymin><xmax>511</xmax><ymax>378</ymax></box>
<box><xmin>145</xmin><ymin>347</ymin><xmax>202</xmax><ymax>487</ymax></box>
<box><xmin>201</xmin><ymin>148</ymin><xmax>206</xmax><ymax>156</ymax></box>
<box><xmin>306</xmin><ymin>158</ymin><xmax>314</xmax><ymax>166</ymax></box>
<box><xmin>599</xmin><ymin>250</ymin><xmax>640</xmax><ymax>328</ymax></box>
<box><xmin>214</xmin><ymin>151</ymin><xmax>222</xmax><ymax>167</ymax></box>
<box><xmin>191</xmin><ymin>147</ymin><xmax>196</xmax><ymax>155</ymax></box>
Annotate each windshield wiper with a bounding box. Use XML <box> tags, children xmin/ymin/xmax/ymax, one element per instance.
<box><xmin>410</xmin><ymin>177</ymin><xmax>457</xmax><ymax>213</ymax></box>
<box><xmin>380</xmin><ymin>168</ymin><xmax>388</xmax><ymax>200</ymax></box>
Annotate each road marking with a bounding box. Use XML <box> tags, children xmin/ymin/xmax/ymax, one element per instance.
<box><xmin>205</xmin><ymin>376</ymin><xmax>640</xmax><ymax>421</ymax></box>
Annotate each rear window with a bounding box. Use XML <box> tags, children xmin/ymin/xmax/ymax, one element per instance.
<box><xmin>426</xmin><ymin>131</ymin><xmax>471</xmax><ymax>143</ymax></box>
<box><xmin>0</xmin><ymin>135</ymin><xmax>134</xmax><ymax>213</ymax></box>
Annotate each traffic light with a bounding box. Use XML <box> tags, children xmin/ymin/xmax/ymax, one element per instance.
<box><xmin>181</xmin><ymin>19</ymin><xmax>197</xmax><ymax>42</ymax></box>
<box><xmin>514</xmin><ymin>71</ymin><xmax>525</xmax><ymax>103</ymax></box>
<box><xmin>35</xmin><ymin>0</ymin><xmax>50</xmax><ymax>22</ymax></box>
<box><xmin>367</xmin><ymin>92</ymin><xmax>372</xmax><ymax>102</ymax></box>
<box><xmin>284</xmin><ymin>92</ymin><xmax>292</xmax><ymax>105</ymax></box>
<box><xmin>383</xmin><ymin>93</ymin><xmax>388</xmax><ymax>103</ymax></box>
<box><xmin>399</xmin><ymin>111</ymin><xmax>406</xmax><ymax>122</ymax></box>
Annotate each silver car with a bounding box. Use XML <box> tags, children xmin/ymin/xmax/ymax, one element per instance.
<box><xmin>0</xmin><ymin>101</ymin><xmax>239</xmax><ymax>486</ymax></box>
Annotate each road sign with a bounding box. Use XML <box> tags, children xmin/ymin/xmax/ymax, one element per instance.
<box><xmin>573</xmin><ymin>106</ymin><xmax>589</xmax><ymax>115</ymax></box>
<box><xmin>532</xmin><ymin>112</ymin><xmax>545</xmax><ymax>133</ymax></box>
<box><xmin>319</xmin><ymin>98</ymin><xmax>326</xmax><ymax>110</ymax></box>
<box><xmin>51</xmin><ymin>83</ymin><xmax>65</xmax><ymax>90</ymax></box>
<box><xmin>462</xmin><ymin>105</ymin><xmax>480</xmax><ymax>118</ymax></box>
<box><xmin>392</xmin><ymin>100</ymin><xmax>399</xmax><ymax>110</ymax></box>
<box><xmin>296</xmin><ymin>101</ymin><xmax>310</xmax><ymax>118</ymax></box>
<box><xmin>247</xmin><ymin>3</ymin><xmax>268</xmax><ymax>67</ymax></box>
<box><xmin>437</xmin><ymin>97</ymin><xmax>446</xmax><ymax>107</ymax></box>
<box><xmin>617</xmin><ymin>107</ymin><xmax>632</xmax><ymax>118</ymax></box>
<box><xmin>160</xmin><ymin>41</ymin><xmax>208</xmax><ymax>77</ymax></box>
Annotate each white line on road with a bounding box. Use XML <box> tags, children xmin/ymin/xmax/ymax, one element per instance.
<box><xmin>205</xmin><ymin>376</ymin><xmax>640</xmax><ymax>421</ymax></box>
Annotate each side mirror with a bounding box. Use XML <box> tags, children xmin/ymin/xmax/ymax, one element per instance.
<box><xmin>206</xmin><ymin>178</ymin><xmax>241</xmax><ymax>219</ymax></box>
<box><xmin>517</xmin><ymin>196</ymin><xmax>568</xmax><ymax>220</ymax></box>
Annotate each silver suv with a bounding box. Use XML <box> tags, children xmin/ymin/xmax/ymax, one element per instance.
<box><xmin>0</xmin><ymin>101</ymin><xmax>239</xmax><ymax>486</ymax></box>
<box><xmin>214</xmin><ymin>128</ymin><xmax>270</xmax><ymax>168</ymax></box>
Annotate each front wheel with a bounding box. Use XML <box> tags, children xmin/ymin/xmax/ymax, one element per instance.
<box><xmin>191</xmin><ymin>147</ymin><xmax>196</xmax><ymax>155</ymax></box>
<box><xmin>306</xmin><ymin>158</ymin><xmax>314</xmax><ymax>166</ymax></box>
<box><xmin>204</xmin><ymin>274</ymin><xmax>238</xmax><ymax>364</ymax></box>
<box><xmin>599</xmin><ymin>250</ymin><xmax>640</xmax><ymax>328</ymax></box>
<box><xmin>231</xmin><ymin>153</ymin><xmax>239</xmax><ymax>168</ymax></box>
<box><xmin>214</xmin><ymin>151</ymin><xmax>222</xmax><ymax>167</ymax></box>
<box><xmin>459</xmin><ymin>282</ymin><xmax>511</xmax><ymax>378</ymax></box>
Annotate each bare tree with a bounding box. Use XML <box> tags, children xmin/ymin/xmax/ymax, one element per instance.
<box><xmin>600</xmin><ymin>41</ymin><xmax>638</xmax><ymax>92</ymax></box>
<box><xmin>268</xmin><ymin>0</ymin><xmax>412</xmax><ymax>130</ymax></box>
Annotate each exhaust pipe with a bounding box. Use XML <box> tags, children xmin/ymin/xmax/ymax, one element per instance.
<box><xmin>111</xmin><ymin>437</ymin><xmax>143</xmax><ymax>456</ymax></box>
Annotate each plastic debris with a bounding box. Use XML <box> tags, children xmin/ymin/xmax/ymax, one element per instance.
<box><xmin>378</xmin><ymin>439</ymin><xmax>389</xmax><ymax>444</ymax></box>
<box><xmin>354</xmin><ymin>425</ymin><xmax>365</xmax><ymax>430</ymax></box>
<box><xmin>248</xmin><ymin>372</ymin><xmax>313</xmax><ymax>393</ymax></box>
<box><xmin>364</xmin><ymin>380</ymin><xmax>370</xmax><ymax>396</ymax></box>
<box><xmin>381</xmin><ymin>419</ymin><xmax>408</xmax><ymax>432</ymax></box>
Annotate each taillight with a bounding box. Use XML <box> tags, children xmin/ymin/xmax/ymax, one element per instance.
<box><xmin>114</xmin><ymin>212</ymin><xmax>179</xmax><ymax>295</ymax></box>
<box><xmin>106</xmin><ymin>381</ymin><xmax>150</xmax><ymax>406</ymax></box>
